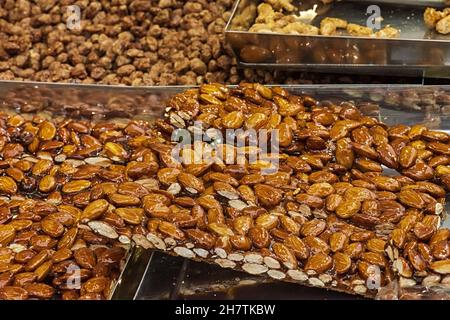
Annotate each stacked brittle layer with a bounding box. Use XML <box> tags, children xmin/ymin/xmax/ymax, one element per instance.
<box><xmin>0</xmin><ymin>83</ymin><xmax>449</xmax><ymax>300</ymax></box>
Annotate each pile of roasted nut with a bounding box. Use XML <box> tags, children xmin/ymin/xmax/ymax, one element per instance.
<box><xmin>0</xmin><ymin>0</ymin><xmax>238</xmax><ymax>85</ymax></box>
<box><xmin>0</xmin><ymin>83</ymin><xmax>449</xmax><ymax>300</ymax></box>
<box><xmin>0</xmin><ymin>0</ymin><xmax>412</xmax><ymax>85</ymax></box>
<box><xmin>425</xmin><ymin>7</ymin><xmax>450</xmax><ymax>35</ymax></box>
<box><xmin>250</xmin><ymin>2</ymin><xmax>400</xmax><ymax>38</ymax></box>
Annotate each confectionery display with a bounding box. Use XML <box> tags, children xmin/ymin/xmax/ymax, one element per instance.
<box><xmin>0</xmin><ymin>83</ymin><xmax>449</xmax><ymax>300</ymax></box>
<box><xmin>1</xmin><ymin>0</ymin><xmax>450</xmax><ymax>301</ymax></box>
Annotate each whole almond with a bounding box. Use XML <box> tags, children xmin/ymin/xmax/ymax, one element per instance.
<box><xmin>361</xmin><ymin>200</ymin><xmax>380</xmax><ymax>216</ymax></box>
<box><xmin>38</xmin><ymin>175</ymin><xmax>56</xmax><ymax>193</ymax></box>
<box><xmin>38</xmin><ymin>121</ymin><xmax>56</xmax><ymax>141</ymax></box>
<box><xmin>415</xmin><ymin>181</ymin><xmax>446</xmax><ymax>198</ymax></box>
<box><xmin>367</xmin><ymin>238</ymin><xmax>386</xmax><ymax>254</ymax></box>
<box><xmin>361</xmin><ymin>252</ymin><xmax>386</xmax><ymax>267</ymax></box>
<box><xmin>158</xmin><ymin>221</ymin><xmax>185</xmax><ymax>240</ymax></box>
<box><xmin>326</xmin><ymin>194</ymin><xmax>343</xmax><ymax>212</ymax></box>
<box><xmin>24</xmin><ymin>283</ymin><xmax>55</xmax><ymax>299</ymax></box>
<box><xmin>428</xmin><ymin>142</ymin><xmax>450</xmax><ymax>155</ymax></box>
<box><xmin>295</xmin><ymin>194</ymin><xmax>324</xmax><ymax>209</ymax></box>
<box><xmin>418</xmin><ymin>243</ymin><xmax>433</xmax><ymax>264</ymax></box>
<box><xmin>276</xmin><ymin>214</ymin><xmax>299</xmax><ymax>234</ymax></box>
<box><xmin>185</xmin><ymin>229</ymin><xmax>216</xmax><ymax>249</ymax></box>
<box><xmin>355</xmin><ymin>158</ymin><xmax>382</xmax><ymax>172</ymax></box>
<box><xmin>336</xmin><ymin>199</ymin><xmax>361</xmax><ymax>219</ymax></box>
<box><xmin>0</xmin><ymin>271</ymin><xmax>13</xmax><ymax>289</ymax></box>
<box><xmin>52</xmin><ymin>248</ymin><xmax>73</xmax><ymax>263</ymax></box>
<box><xmin>304</xmin><ymin>236</ymin><xmax>330</xmax><ymax>255</ymax></box>
<box><xmin>344</xmin><ymin>242</ymin><xmax>364</xmax><ymax>259</ymax></box>
<box><xmin>333</xmin><ymin>252</ymin><xmax>351</xmax><ymax>274</ymax></box>
<box><xmin>157</xmin><ymin>168</ymin><xmax>181</xmax><ymax>185</ymax></box>
<box><xmin>278</xmin><ymin>123</ymin><xmax>293</xmax><ymax>147</ymax></box>
<box><xmin>0</xmin><ymin>225</ymin><xmax>16</xmax><ymax>247</ymax></box>
<box><xmin>104</xmin><ymin>142</ymin><xmax>128</xmax><ymax>161</ymax></box>
<box><xmin>82</xmin><ymin>276</ymin><xmax>110</xmax><ymax>294</ymax></box>
<box><xmin>352</xmin><ymin>126</ymin><xmax>373</xmax><ymax>145</ymax></box>
<box><xmin>248</xmin><ymin>227</ymin><xmax>270</xmax><ymax>248</ymax></box>
<box><xmin>57</xmin><ymin>228</ymin><xmax>78</xmax><ymax>249</ymax></box>
<box><xmin>329</xmin><ymin>232</ymin><xmax>348</xmax><ymax>252</ymax></box>
<box><xmin>178</xmin><ymin>173</ymin><xmax>205</xmax><ymax>193</ymax></box>
<box><xmin>34</xmin><ymin>260</ymin><xmax>53</xmax><ymax>281</ymax></box>
<box><xmin>8</xmin><ymin>219</ymin><xmax>33</xmax><ymax>231</ymax></box>
<box><xmin>350</xmin><ymin>230</ymin><xmax>375</xmax><ymax>242</ymax></box>
<box><xmin>305</xmin><ymin>252</ymin><xmax>333</xmax><ymax>274</ymax></box>
<box><xmin>399</xmin><ymin>145</ymin><xmax>418</xmax><ymax>168</ymax></box>
<box><xmin>376</xmin><ymin>143</ymin><xmax>398</xmax><ymax>169</ymax></box>
<box><xmin>371</xmin><ymin>176</ymin><xmax>400</xmax><ymax>192</ymax></box>
<box><xmin>14</xmin><ymin>250</ymin><xmax>35</xmax><ymax>264</ymax></box>
<box><xmin>222</xmin><ymin>111</ymin><xmax>244</xmax><ymax>129</ymax></box>
<box><xmin>233</xmin><ymin>215</ymin><xmax>253</xmax><ymax>235</ymax></box>
<box><xmin>272</xmin><ymin>243</ymin><xmax>297</xmax><ymax>268</ymax></box>
<box><xmin>335</xmin><ymin>138</ymin><xmax>354</xmax><ymax>169</ymax></box>
<box><xmin>255</xmin><ymin>214</ymin><xmax>279</xmax><ymax>230</ymax></box>
<box><xmin>115</xmin><ymin>208</ymin><xmax>144</xmax><ymax>225</ymax></box>
<box><xmin>41</xmin><ymin>217</ymin><xmax>65</xmax><ymax>238</ymax></box>
<box><xmin>208</xmin><ymin>222</ymin><xmax>234</xmax><ymax>237</ymax></box>
<box><xmin>0</xmin><ymin>176</ymin><xmax>17</xmax><ymax>195</ymax></box>
<box><xmin>284</xmin><ymin>235</ymin><xmax>309</xmax><ymax>260</ymax></box>
<box><xmin>430</xmin><ymin>259</ymin><xmax>450</xmax><ymax>274</ymax></box>
<box><xmin>344</xmin><ymin>187</ymin><xmax>376</xmax><ymax>202</ymax></box>
<box><xmin>407</xmin><ymin>248</ymin><xmax>427</xmax><ymax>271</ymax></box>
<box><xmin>214</xmin><ymin>182</ymin><xmax>239</xmax><ymax>200</ymax></box>
<box><xmin>422</xmin><ymin>130</ymin><xmax>449</xmax><ymax>142</ymax></box>
<box><xmin>74</xmin><ymin>247</ymin><xmax>96</xmax><ymax>269</ymax></box>
<box><xmin>254</xmin><ymin>184</ymin><xmax>283</xmax><ymax>207</ymax></box>
<box><xmin>301</xmin><ymin>219</ymin><xmax>326</xmax><ymax>237</ymax></box>
<box><xmin>307</xmin><ymin>183</ymin><xmax>334</xmax><ymax>198</ymax></box>
<box><xmin>237</xmin><ymin>185</ymin><xmax>256</xmax><ymax>203</ymax></box>
<box><xmin>245</xmin><ymin>113</ymin><xmax>268</xmax><ymax>130</ymax></box>
<box><xmin>209</xmin><ymin>172</ymin><xmax>240</xmax><ymax>187</ymax></box>
<box><xmin>230</xmin><ymin>235</ymin><xmax>252</xmax><ymax>250</ymax></box>
<box><xmin>391</xmin><ymin>229</ymin><xmax>406</xmax><ymax>248</ymax></box>
<box><xmin>398</xmin><ymin>190</ymin><xmax>425</xmax><ymax>209</ymax></box>
<box><xmin>109</xmin><ymin>193</ymin><xmax>141</xmax><ymax>206</ymax></box>
<box><xmin>309</xmin><ymin>171</ymin><xmax>339</xmax><ymax>184</ymax></box>
<box><xmin>413</xmin><ymin>222</ymin><xmax>434</xmax><ymax>240</ymax></box>
<box><xmin>352</xmin><ymin>142</ymin><xmax>378</xmax><ymax>160</ymax></box>
<box><xmin>0</xmin><ymin>286</ymin><xmax>29</xmax><ymax>300</ymax></box>
<box><xmin>357</xmin><ymin>260</ymin><xmax>374</xmax><ymax>280</ymax></box>
<box><xmin>430</xmin><ymin>229</ymin><xmax>450</xmax><ymax>246</ymax></box>
<box><xmin>330</xmin><ymin>120</ymin><xmax>360</xmax><ymax>140</ymax></box>
<box><xmin>62</xmin><ymin>180</ymin><xmax>91</xmax><ymax>194</ymax></box>
<box><xmin>403</xmin><ymin>162</ymin><xmax>434</xmax><ymax>181</ymax></box>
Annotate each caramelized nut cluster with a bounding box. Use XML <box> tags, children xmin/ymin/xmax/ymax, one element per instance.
<box><xmin>0</xmin><ymin>83</ymin><xmax>449</xmax><ymax>300</ymax></box>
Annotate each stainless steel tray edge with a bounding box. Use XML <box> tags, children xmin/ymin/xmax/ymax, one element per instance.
<box><xmin>225</xmin><ymin>0</ymin><xmax>450</xmax><ymax>77</ymax></box>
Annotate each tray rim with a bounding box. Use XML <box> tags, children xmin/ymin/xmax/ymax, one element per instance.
<box><xmin>4</xmin><ymin>79</ymin><xmax>450</xmax><ymax>91</ymax></box>
<box><xmin>224</xmin><ymin>0</ymin><xmax>450</xmax><ymax>75</ymax></box>
<box><xmin>225</xmin><ymin>0</ymin><xmax>450</xmax><ymax>43</ymax></box>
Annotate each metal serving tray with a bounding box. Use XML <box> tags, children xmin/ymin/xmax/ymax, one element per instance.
<box><xmin>1</xmin><ymin>81</ymin><xmax>449</xmax><ymax>300</ymax></box>
<box><xmin>350</xmin><ymin>0</ymin><xmax>446</xmax><ymax>7</ymax></box>
<box><xmin>225</xmin><ymin>0</ymin><xmax>450</xmax><ymax>77</ymax></box>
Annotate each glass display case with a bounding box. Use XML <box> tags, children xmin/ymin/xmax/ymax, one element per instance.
<box><xmin>1</xmin><ymin>80</ymin><xmax>449</xmax><ymax>300</ymax></box>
